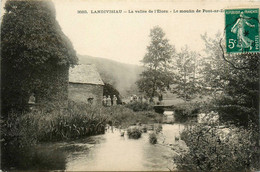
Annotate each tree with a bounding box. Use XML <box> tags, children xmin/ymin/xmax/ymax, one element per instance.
<box><xmin>201</xmin><ymin>32</ymin><xmax>259</xmax><ymax>127</ymax></box>
<box><xmin>200</xmin><ymin>32</ymin><xmax>231</xmax><ymax>94</ymax></box>
<box><xmin>172</xmin><ymin>46</ymin><xmax>201</xmax><ymax>101</ymax></box>
<box><xmin>136</xmin><ymin>26</ymin><xmax>175</xmax><ymax>101</ymax></box>
<box><xmin>1</xmin><ymin>0</ymin><xmax>78</xmax><ymax>114</ymax></box>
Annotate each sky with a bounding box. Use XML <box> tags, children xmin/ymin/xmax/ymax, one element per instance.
<box><xmin>1</xmin><ymin>0</ymin><xmax>260</xmax><ymax>65</ymax></box>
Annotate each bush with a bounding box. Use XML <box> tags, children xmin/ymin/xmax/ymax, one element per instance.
<box><xmin>127</xmin><ymin>127</ymin><xmax>142</xmax><ymax>139</ymax></box>
<box><xmin>149</xmin><ymin>132</ymin><xmax>157</xmax><ymax>144</ymax></box>
<box><xmin>103</xmin><ymin>106</ymin><xmax>162</xmax><ymax>128</ymax></box>
<box><xmin>154</xmin><ymin>123</ymin><xmax>162</xmax><ymax>133</ymax></box>
<box><xmin>174</xmin><ymin>102</ymin><xmax>201</xmax><ymax>123</ymax></box>
<box><xmin>142</xmin><ymin>126</ymin><xmax>147</xmax><ymax>133</ymax></box>
<box><xmin>125</xmin><ymin>101</ymin><xmax>153</xmax><ymax>112</ymax></box>
<box><xmin>174</xmin><ymin>123</ymin><xmax>259</xmax><ymax>171</ymax></box>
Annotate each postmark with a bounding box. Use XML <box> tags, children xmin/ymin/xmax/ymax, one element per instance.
<box><xmin>225</xmin><ymin>8</ymin><xmax>259</xmax><ymax>53</ymax></box>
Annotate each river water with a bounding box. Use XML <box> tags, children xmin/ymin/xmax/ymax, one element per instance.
<box><xmin>5</xmin><ymin>124</ymin><xmax>185</xmax><ymax>171</ymax></box>
<box><xmin>66</xmin><ymin>124</ymin><xmax>185</xmax><ymax>171</ymax></box>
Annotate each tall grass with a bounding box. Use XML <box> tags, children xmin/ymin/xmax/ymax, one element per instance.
<box><xmin>2</xmin><ymin>102</ymin><xmax>162</xmax><ymax>147</ymax></box>
<box><xmin>36</xmin><ymin>101</ymin><xmax>108</xmax><ymax>141</ymax></box>
<box><xmin>1</xmin><ymin>101</ymin><xmax>108</xmax><ymax>147</ymax></box>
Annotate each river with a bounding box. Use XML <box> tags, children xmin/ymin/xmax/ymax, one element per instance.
<box><xmin>4</xmin><ymin>124</ymin><xmax>185</xmax><ymax>171</ymax></box>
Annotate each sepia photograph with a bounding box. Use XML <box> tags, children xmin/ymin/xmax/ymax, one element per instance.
<box><xmin>1</xmin><ymin>0</ymin><xmax>260</xmax><ymax>171</ymax></box>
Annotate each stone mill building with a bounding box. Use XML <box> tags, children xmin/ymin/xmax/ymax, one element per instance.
<box><xmin>69</xmin><ymin>64</ymin><xmax>104</xmax><ymax>106</ymax></box>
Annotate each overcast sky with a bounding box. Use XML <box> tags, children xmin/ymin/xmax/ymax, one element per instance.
<box><xmin>1</xmin><ymin>0</ymin><xmax>259</xmax><ymax>65</ymax></box>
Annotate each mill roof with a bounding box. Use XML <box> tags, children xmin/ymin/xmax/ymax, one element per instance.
<box><xmin>69</xmin><ymin>64</ymin><xmax>104</xmax><ymax>85</ymax></box>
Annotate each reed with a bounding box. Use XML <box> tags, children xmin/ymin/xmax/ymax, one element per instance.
<box><xmin>2</xmin><ymin>101</ymin><xmax>108</xmax><ymax>147</ymax></box>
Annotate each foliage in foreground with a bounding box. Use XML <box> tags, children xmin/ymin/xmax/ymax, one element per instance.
<box><xmin>174</xmin><ymin>123</ymin><xmax>259</xmax><ymax>171</ymax></box>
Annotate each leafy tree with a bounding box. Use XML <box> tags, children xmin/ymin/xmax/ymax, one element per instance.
<box><xmin>200</xmin><ymin>33</ymin><xmax>231</xmax><ymax>94</ymax></box>
<box><xmin>174</xmin><ymin>32</ymin><xmax>260</xmax><ymax>172</ymax></box>
<box><xmin>137</xmin><ymin>26</ymin><xmax>175</xmax><ymax>101</ymax></box>
<box><xmin>1</xmin><ymin>0</ymin><xmax>77</xmax><ymax>114</ymax></box>
<box><xmin>201</xmin><ymin>33</ymin><xmax>259</xmax><ymax>127</ymax></box>
<box><xmin>172</xmin><ymin>46</ymin><xmax>200</xmax><ymax>101</ymax></box>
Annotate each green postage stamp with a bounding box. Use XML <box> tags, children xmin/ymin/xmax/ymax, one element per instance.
<box><xmin>225</xmin><ymin>8</ymin><xmax>259</xmax><ymax>53</ymax></box>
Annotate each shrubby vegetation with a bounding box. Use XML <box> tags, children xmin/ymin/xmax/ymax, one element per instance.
<box><xmin>127</xmin><ymin>127</ymin><xmax>142</xmax><ymax>139</ymax></box>
<box><xmin>172</xmin><ymin>33</ymin><xmax>260</xmax><ymax>171</ymax></box>
<box><xmin>174</xmin><ymin>102</ymin><xmax>201</xmax><ymax>123</ymax></box>
<box><xmin>149</xmin><ymin>132</ymin><xmax>157</xmax><ymax>144</ymax></box>
<box><xmin>125</xmin><ymin>101</ymin><xmax>153</xmax><ymax>112</ymax></box>
<box><xmin>200</xmin><ymin>33</ymin><xmax>259</xmax><ymax>127</ymax></box>
<box><xmin>175</xmin><ymin>123</ymin><xmax>259</xmax><ymax>171</ymax></box>
<box><xmin>104</xmin><ymin>105</ymin><xmax>162</xmax><ymax>128</ymax></box>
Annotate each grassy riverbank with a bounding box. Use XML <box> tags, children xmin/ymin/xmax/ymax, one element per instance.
<box><xmin>1</xmin><ymin>101</ymin><xmax>107</xmax><ymax>147</ymax></box>
<box><xmin>1</xmin><ymin>101</ymin><xmax>162</xmax><ymax>147</ymax></box>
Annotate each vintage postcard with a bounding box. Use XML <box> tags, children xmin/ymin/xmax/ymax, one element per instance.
<box><xmin>1</xmin><ymin>0</ymin><xmax>260</xmax><ymax>171</ymax></box>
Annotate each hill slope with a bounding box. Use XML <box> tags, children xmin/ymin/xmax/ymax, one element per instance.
<box><xmin>78</xmin><ymin>55</ymin><xmax>143</xmax><ymax>97</ymax></box>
